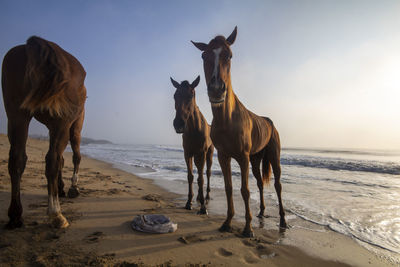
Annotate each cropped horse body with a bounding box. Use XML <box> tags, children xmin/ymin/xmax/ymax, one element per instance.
<box><xmin>1</xmin><ymin>36</ymin><xmax>86</xmax><ymax>229</ymax></box>
<box><xmin>171</xmin><ymin>76</ymin><xmax>214</xmax><ymax>214</ymax></box>
<box><xmin>192</xmin><ymin>27</ymin><xmax>287</xmax><ymax>237</ymax></box>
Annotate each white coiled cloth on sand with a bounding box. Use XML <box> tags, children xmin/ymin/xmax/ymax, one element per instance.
<box><xmin>131</xmin><ymin>214</ymin><xmax>177</xmax><ymax>234</ymax></box>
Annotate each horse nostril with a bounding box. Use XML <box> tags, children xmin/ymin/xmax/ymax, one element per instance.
<box><xmin>173</xmin><ymin>118</ymin><xmax>179</xmax><ymax>128</ymax></box>
<box><xmin>221</xmin><ymin>83</ymin><xmax>226</xmax><ymax>92</ymax></box>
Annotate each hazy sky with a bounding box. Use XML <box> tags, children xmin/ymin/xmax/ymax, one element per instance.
<box><xmin>1</xmin><ymin>1</ymin><xmax>399</xmax><ymax>150</ymax></box>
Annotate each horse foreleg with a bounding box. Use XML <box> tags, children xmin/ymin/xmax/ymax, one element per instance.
<box><xmin>239</xmin><ymin>154</ymin><xmax>254</xmax><ymax>237</ymax></box>
<box><xmin>184</xmin><ymin>154</ymin><xmax>194</xmax><ymax>210</ymax></box>
<box><xmin>194</xmin><ymin>153</ymin><xmax>207</xmax><ymax>214</ymax></box>
<box><xmin>6</xmin><ymin>118</ymin><xmax>30</xmax><ymax>229</ymax></box>
<box><xmin>271</xmin><ymin>159</ymin><xmax>287</xmax><ymax>229</ymax></box>
<box><xmin>68</xmin><ymin>111</ymin><xmax>84</xmax><ymax>198</ymax></box>
<box><xmin>218</xmin><ymin>152</ymin><xmax>233</xmax><ymax>232</ymax></box>
<box><xmin>46</xmin><ymin>126</ymin><xmax>70</xmax><ymax>228</ymax></box>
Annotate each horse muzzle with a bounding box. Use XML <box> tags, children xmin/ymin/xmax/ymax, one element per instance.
<box><xmin>173</xmin><ymin>118</ymin><xmax>185</xmax><ymax>134</ymax></box>
<box><xmin>207</xmin><ymin>82</ymin><xmax>226</xmax><ymax>104</ymax></box>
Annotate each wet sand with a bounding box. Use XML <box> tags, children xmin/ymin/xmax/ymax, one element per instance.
<box><xmin>0</xmin><ymin>134</ymin><xmax>396</xmax><ymax>266</ymax></box>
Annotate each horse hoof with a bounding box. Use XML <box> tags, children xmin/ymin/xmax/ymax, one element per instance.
<box><xmin>242</xmin><ymin>229</ymin><xmax>255</xmax><ymax>238</ymax></box>
<box><xmin>50</xmin><ymin>214</ymin><xmax>69</xmax><ymax>229</ymax></box>
<box><xmin>219</xmin><ymin>223</ymin><xmax>233</xmax><ymax>233</ymax></box>
<box><xmin>205</xmin><ymin>194</ymin><xmax>211</xmax><ymax>201</ymax></box>
<box><xmin>280</xmin><ymin>220</ymin><xmax>288</xmax><ymax>229</ymax></box>
<box><xmin>197</xmin><ymin>208</ymin><xmax>208</xmax><ymax>215</ymax></box>
<box><xmin>5</xmin><ymin>218</ymin><xmax>24</xmax><ymax>229</ymax></box>
<box><xmin>184</xmin><ymin>202</ymin><xmax>192</xmax><ymax>210</ymax></box>
<box><xmin>59</xmin><ymin>190</ymin><xmax>66</xmax><ymax>198</ymax></box>
<box><xmin>67</xmin><ymin>186</ymin><xmax>80</xmax><ymax>198</ymax></box>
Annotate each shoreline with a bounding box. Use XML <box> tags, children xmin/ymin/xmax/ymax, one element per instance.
<box><xmin>107</xmin><ymin>155</ymin><xmax>400</xmax><ymax>265</ymax></box>
<box><xmin>0</xmin><ymin>134</ymin><xmax>397</xmax><ymax>266</ymax></box>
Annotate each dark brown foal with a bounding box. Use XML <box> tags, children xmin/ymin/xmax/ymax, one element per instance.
<box><xmin>171</xmin><ymin>75</ymin><xmax>214</xmax><ymax>214</ymax></box>
<box><xmin>192</xmin><ymin>27</ymin><xmax>287</xmax><ymax>237</ymax></box>
<box><xmin>1</xmin><ymin>36</ymin><xmax>86</xmax><ymax>229</ymax></box>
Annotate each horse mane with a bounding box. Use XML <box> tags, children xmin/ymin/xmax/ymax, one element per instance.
<box><xmin>21</xmin><ymin>36</ymin><xmax>72</xmax><ymax>117</ymax></box>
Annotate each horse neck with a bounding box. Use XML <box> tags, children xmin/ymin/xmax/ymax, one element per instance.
<box><xmin>211</xmin><ymin>78</ymin><xmax>238</xmax><ymax>127</ymax></box>
<box><xmin>186</xmin><ymin>100</ymin><xmax>203</xmax><ymax>133</ymax></box>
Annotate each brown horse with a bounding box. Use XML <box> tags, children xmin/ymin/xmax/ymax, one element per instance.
<box><xmin>1</xmin><ymin>36</ymin><xmax>86</xmax><ymax>229</ymax></box>
<box><xmin>192</xmin><ymin>27</ymin><xmax>287</xmax><ymax>237</ymax></box>
<box><xmin>171</xmin><ymin>75</ymin><xmax>214</xmax><ymax>214</ymax></box>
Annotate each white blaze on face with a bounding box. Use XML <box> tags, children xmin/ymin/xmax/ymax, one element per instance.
<box><xmin>48</xmin><ymin>194</ymin><xmax>61</xmax><ymax>215</ymax></box>
<box><xmin>212</xmin><ymin>47</ymin><xmax>222</xmax><ymax>87</ymax></box>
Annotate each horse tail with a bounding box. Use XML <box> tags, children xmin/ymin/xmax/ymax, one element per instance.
<box><xmin>262</xmin><ymin>151</ymin><xmax>272</xmax><ymax>185</ymax></box>
<box><xmin>21</xmin><ymin>36</ymin><xmax>72</xmax><ymax>117</ymax></box>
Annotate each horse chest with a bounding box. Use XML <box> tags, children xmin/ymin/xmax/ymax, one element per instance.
<box><xmin>183</xmin><ymin>131</ymin><xmax>207</xmax><ymax>151</ymax></box>
<box><xmin>211</xmin><ymin>124</ymin><xmax>250</xmax><ymax>155</ymax></box>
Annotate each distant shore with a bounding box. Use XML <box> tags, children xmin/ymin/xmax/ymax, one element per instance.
<box><xmin>0</xmin><ymin>134</ymin><xmax>395</xmax><ymax>266</ymax></box>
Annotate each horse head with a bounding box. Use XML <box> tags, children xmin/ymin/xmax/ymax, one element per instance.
<box><xmin>191</xmin><ymin>27</ymin><xmax>237</xmax><ymax>106</ymax></box>
<box><xmin>171</xmin><ymin>75</ymin><xmax>200</xmax><ymax>133</ymax></box>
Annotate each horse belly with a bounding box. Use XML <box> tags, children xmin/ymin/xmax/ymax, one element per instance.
<box><xmin>211</xmin><ymin>126</ymin><xmax>250</xmax><ymax>157</ymax></box>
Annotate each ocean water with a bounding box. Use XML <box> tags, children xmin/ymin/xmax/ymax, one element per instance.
<box><xmin>79</xmin><ymin>143</ymin><xmax>400</xmax><ymax>256</ymax></box>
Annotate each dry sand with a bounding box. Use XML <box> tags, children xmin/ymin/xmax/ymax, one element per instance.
<box><xmin>0</xmin><ymin>134</ymin><xmax>396</xmax><ymax>266</ymax></box>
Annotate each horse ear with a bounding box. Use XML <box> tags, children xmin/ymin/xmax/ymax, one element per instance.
<box><xmin>226</xmin><ymin>26</ymin><xmax>237</xmax><ymax>45</ymax></box>
<box><xmin>170</xmin><ymin>77</ymin><xmax>180</xmax><ymax>89</ymax></box>
<box><xmin>191</xmin><ymin>40</ymin><xmax>207</xmax><ymax>51</ymax></box>
<box><xmin>191</xmin><ymin>75</ymin><xmax>200</xmax><ymax>89</ymax></box>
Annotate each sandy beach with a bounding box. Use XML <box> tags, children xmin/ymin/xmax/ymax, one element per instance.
<box><xmin>0</xmin><ymin>134</ymin><xmax>396</xmax><ymax>266</ymax></box>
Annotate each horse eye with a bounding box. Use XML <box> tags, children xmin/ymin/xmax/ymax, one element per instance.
<box><xmin>201</xmin><ymin>53</ymin><xmax>206</xmax><ymax>59</ymax></box>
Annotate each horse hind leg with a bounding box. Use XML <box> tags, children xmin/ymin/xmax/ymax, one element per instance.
<box><xmin>46</xmin><ymin>125</ymin><xmax>70</xmax><ymax>228</ymax></box>
<box><xmin>205</xmin><ymin>145</ymin><xmax>213</xmax><ymax>201</ymax></box>
<box><xmin>6</xmin><ymin>116</ymin><xmax>31</xmax><ymax>229</ymax></box>
<box><xmin>250</xmin><ymin>151</ymin><xmax>267</xmax><ymax>218</ymax></box>
<box><xmin>269</xmin><ymin>145</ymin><xmax>287</xmax><ymax>229</ymax></box>
<box><xmin>67</xmin><ymin>112</ymin><xmax>84</xmax><ymax>198</ymax></box>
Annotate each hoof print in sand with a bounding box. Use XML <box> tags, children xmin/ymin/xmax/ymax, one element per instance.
<box><xmin>256</xmin><ymin>244</ymin><xmax>276</xmax><ymax>259</ymax></box>
<box><xmin>217</xmin><ymin>248</ymin><xmax>233</xmax><ymax>257</ymax></box>
<box><xmin>85</xmin><ymin>231</ymin><xmax>104</xmax><ymax>243</ymax></box>
<box><xmin>178</xmin><ymin>234</ymin><xmax>206</xmax><ymax>244</ymax></box>
<box><xmin>244</xmin><ymin>252</ymin><xmax>260</xmax><ymax>264</ymax></box>
<box><xmin>242</xmin><ymin>239</ymin><xmax>256</xmax><ymax>247</ymax></box>
<box><xmin>142</xmin><ymin>194</ymin><xmax>162</xmax><ymax>202</ymax></box>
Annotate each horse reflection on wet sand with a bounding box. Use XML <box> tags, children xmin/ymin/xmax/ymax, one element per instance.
<box><xmin>171</xmin><ymin>75</ymin><xmax>214</xmax><ymax>215</ymax></box>
<box><xmin>192</xmin><ymin>27</ymin><xmax>287</xmax><ymax>237</ymax></box>
<box><xmin>2</xmin><ymin>36</ymin><xmax>86</xmax><ymax>229</ymax></box>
